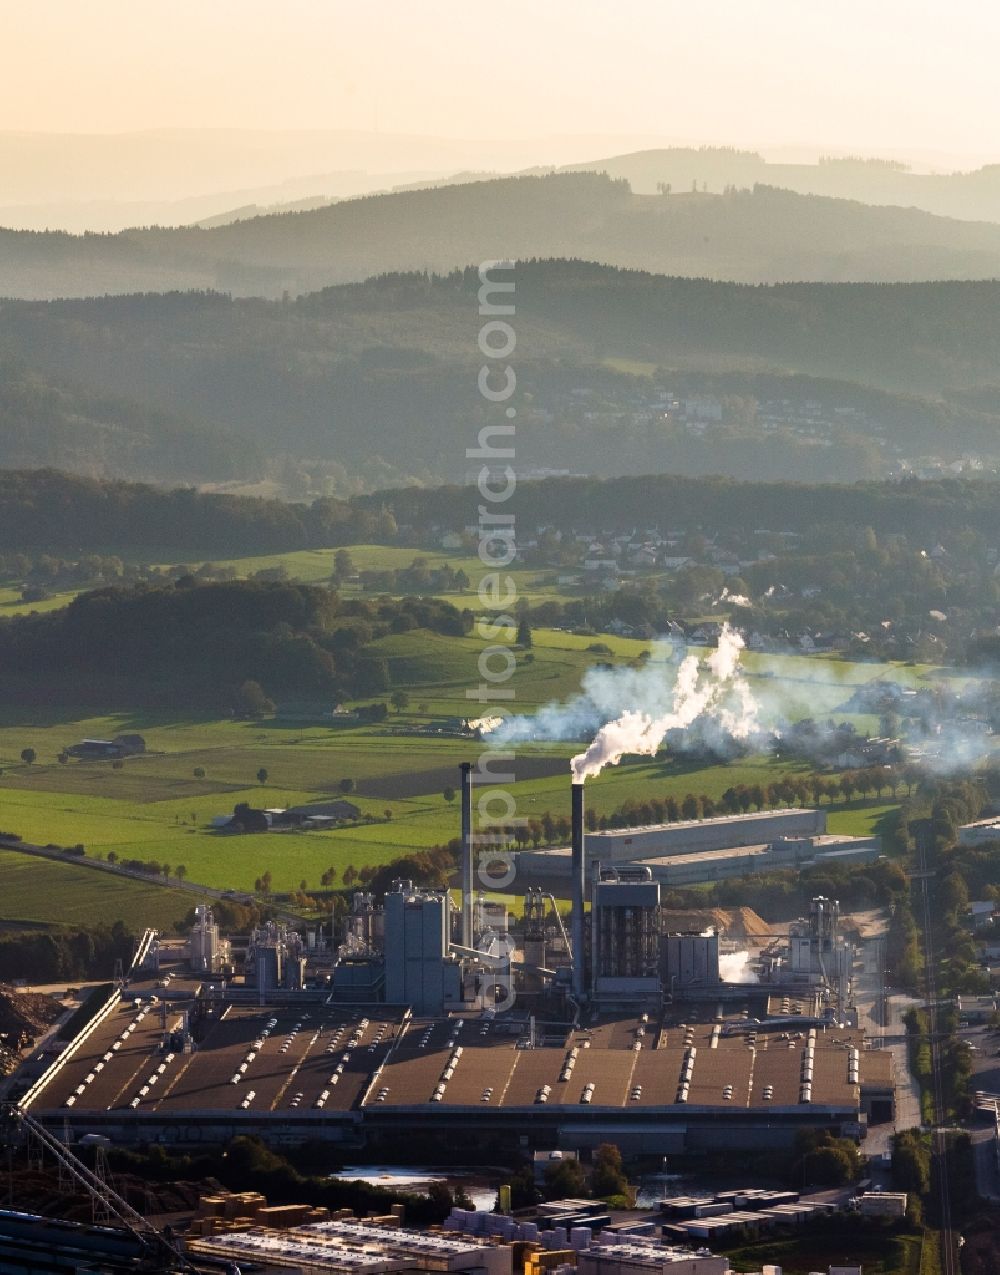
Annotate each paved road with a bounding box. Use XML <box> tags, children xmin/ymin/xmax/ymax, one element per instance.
<box><xmin>970</xmin><ymin>1120</ymin><xmax>1000</xmax><ymax>1202</ymax></box>
<box><xmin>850</xmin><ymin>930</ymin><xmax>923</xmax><ymax>1162</ymax></box>
<box><xmin>962</xmin><ymin>1022</ymin><xmax>1000</xmax><ymax>1202</ymax></box>
<box><xmin>963</xmin><ymin>1022</ymin><xmax>1000</xmax><ymax>1092</ymax></box>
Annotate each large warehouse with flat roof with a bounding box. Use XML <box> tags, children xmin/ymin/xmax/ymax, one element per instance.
<box><xmin>19</xmin><ymin>972</ymin><xmax>893</xmax><ymax>1155</ymax></box>
<box><xmin>515</xmin><ymin>806</ymin><xmax>880</xmax><ymax>888</ymax></box>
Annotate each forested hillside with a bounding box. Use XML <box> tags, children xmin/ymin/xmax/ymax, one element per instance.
<box><xmin>5</xmin><ymin>265</ymin><xmax>1000</xmax><ymax>487</ymax></box>
<box><xmin>0</xmin><ymin>470</ymin><xmax>388</xmax><ymax>552</ymax></box>
<box><xmin>0</xmin><ymin>361</ymin><xmax>254</xmax><ymax>482</ymax></box>
<box><xmin>6</xmin><ymin>467</ymin><xmax>1000</xmax><ymax>663</ymax></box>
<box><xmin>10</xmin><ymin>173</ymin><xmax>1000</xmax><ymax>299</ymax></box>
<box><xmin>365</xmin><ymin>471</ymin><xmax>1000</xmax><ymax>543</ymax></box>
<box><xmin>7</xmin><ymin>467</ymin><xmax>1000</xmax><ymax>557</ymax></box>
<box><xmin>0</xmin><ymin>578</ymin><xmax>469</xmax><ymax>709</ymax></box>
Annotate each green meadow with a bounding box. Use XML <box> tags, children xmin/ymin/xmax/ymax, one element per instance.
<box><xmin>0</xmin><ymin>543</ymin><xmax>580</xmax><ymax>612</ymax></box>
<box><xmin>0</xmin><ymin>613</ymin><xmax>957</xmax><ymax>929</ymax></box>
<box><xmin>0</xmin><ymin>846</ymin><xmax>197</xmax><ymax>931</ymax></box>
<box><xmin>0</xmin><ymin>584</ymin><xmax>81</xmax><ymax>617</ymax></box>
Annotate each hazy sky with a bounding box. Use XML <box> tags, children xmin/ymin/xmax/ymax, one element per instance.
<box><xmin>2</xmin><ymin>0</ymin><xmax>999</xmax><ymax>163</ymax></box>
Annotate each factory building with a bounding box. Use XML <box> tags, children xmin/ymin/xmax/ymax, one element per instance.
<box><xmin>590</xmin><ymin>870</ymin><xmax>661</xmax><ymax>1000</ymax></box>
<box><xmin>515</xmin><ymin>805</ymin><xmax>880</xmax><ymax>889</ymax></box>
<box><xmin>14</xmin><ymin>768</ymin><xmax>894</xmax><ymax>1159</ymax></box>
<box><xmin>186</xmin><ymin>904</ymin><xmax>231</xmax><ymax>975</ymax></box>
<box><xmin>384</xmin><ymin>884</ymin><xmax>463</xmax><ymax>1014</ymax></box>
<box><xmin>663</xmin><ymin>932</ymin><xmax>721</xmax><ymax>989</ymax></box>
<box><xmin>24</xmin><ymin>991</ymin><xmax>894</xmax><ymax>1153</ymax></box>
<box><xmin>247</xmin><ymin>921</ymin><xmax>307</xmax><ymax>994</ymax></box>
<box><xmin>336</xmin><ymin>774</ymin><xmax>864</xmax><ymax>1013</ymax></box>
<box><xmin>189</xmin><ymin>1218</ymin><xmax>515</xmax><ymax>1275</ymax></box>
<box><xmin>789</xmin><ymin>898</ymin><xmax>849</xmax><ymax>986</ymax></box>
<box><xmin>958</xmin><ymin>816</ymin><xmax>1000</xmax><ymax>846</ymax></box>
<box><xmin>345</xmin><ymin>892</ymin><xmax>385</xmax><ymax>951</ymax></box>
<box><xmin>636</xmin><ymin>834</ymin><xmax>880</xmax><ymax>887</ymax></box>
<box><xmin>530</xmin><ymin>807</ymin><xmax>827</xmax><ymax>868</ymax></box>
<box><xmin>577</xmin><ymin>1241</ymin><xmax>729</xmax><ymax>1275</ymax></box>
<box><xmin>331</xmin><ymin>763</ymin><xmax>515</xmax><ymax>1016</ymax></box>
<box><xmin>591</xmin><ymin>872</ymin><xmax>661</xmax><ymax>979</ymax></box>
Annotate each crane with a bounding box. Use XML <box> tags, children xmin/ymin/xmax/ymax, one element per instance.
<box><xmin>3</xmin><ymin>1103</ymin><xmax>197</xmax><ymax>1272</ymax></box>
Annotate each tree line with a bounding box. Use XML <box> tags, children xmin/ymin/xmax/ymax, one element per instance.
<box><xmin>479</xmin><ymin>769</ymin><xmax>905</xmax><ymax>854</ymax></box>
<box><xmin>0</xmin><ymin>468</ymin><xmax>395</xmax><ymax>554</ymax></box>
<box><xmin>0</xmin><ymin>921</ymin><xmax>136</xmax><ymax>984</ymax></box>
<box><xmin>8</xmin><ymin>465</ymin><xmax>1000</xmax><ymax>567</ymax></box>
<box><xmin>370</xmin><ymin>470</ymin><xmax>1000</xmax><ymax>546</ymax></box>
<box><xmin>0</xmin><ymin>577</ymin><xmax>471</xmax><ymax>709</ymax></box>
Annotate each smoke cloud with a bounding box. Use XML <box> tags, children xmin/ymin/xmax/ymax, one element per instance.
<box><xmin>492</xmin><ymin>625</ymin><xmax>762</xmax><ymax>779</ymax></box>
<box><xmin>718</xmin><ymin>950</ymin><xmax>759</xmax><ymax>983</ymax></box>
<box><xmin>490</xmin><ymin>621</ymin><xmax>999</xmax><ymax>785</ymax></box>
<box><xmin>570</xmin><ymin>625</ymin><xmax>757</xmax><ymax>781</ymax></box>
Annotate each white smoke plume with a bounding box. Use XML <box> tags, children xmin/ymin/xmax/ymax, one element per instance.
<box><xmin>489</xmin><ymin>615</ymin><xmax>1000</xmax><ymax>782</ymax></box>
<box><xmin>569</xmin><ymin>625</ymin><xmax>759</xmax><ymax>782</ymax></box>
<box><xmin>719</xmin><ymin>587</ymin><xmax>752</xmax><ymax>608</ymax></box>
<box><xmin>718</xmin><ymin>950</ymin><xmax>759</xmax><ymax>984</ymax></box>
<box><xmin>490</xmin><ymin>625</ymin><xmax>761</xmax><ymax>777</ymax></box>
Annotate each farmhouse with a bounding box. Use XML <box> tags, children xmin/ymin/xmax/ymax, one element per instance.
<box><xmin>215</xmin><ymin>801</ymin><xmax>363</xmax><ymax>832</ymax></box>
<box><xmin>282</xmin><ymin>801</ymin><xmax>361</xmax><ymax>825</ymax></box>
<box><xmin>64</xmin><ymin>733</ymin><xmax>146</xmax><ymax>760</ymax></box>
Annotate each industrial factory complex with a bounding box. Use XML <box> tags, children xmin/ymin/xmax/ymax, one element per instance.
<box><xmin>11</xmin><ymin>768</ymin><xmax>897</xmax><ymax>1165</ymax></box>
<box><xmin>516</xmin><ymin>806</ymin><xmax>881</xmax><ymax>888</ymax></box>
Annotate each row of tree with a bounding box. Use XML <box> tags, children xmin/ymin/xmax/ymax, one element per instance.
<box><xmin>474</xmin><ymin>770</ymin><xmax>900</xmax><ymax>854</ymax></box>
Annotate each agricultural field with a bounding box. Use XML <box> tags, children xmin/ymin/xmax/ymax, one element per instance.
<box><xmin>826</xmin><ymin>802</ymin><xmax>899</xmax><ymax>840</ymax></box>
<box><xmin>0</xmin><ymin>621</ymin><xmax>947</xmax><ymax>921</ymax></box>
<box><xmin>0</xmin><ymin>846</ymin><xmax>196</xmax><ymax>932</ymax></box>
<box><xmin>199</xmin><ymin>543</ymin><xmax>582</xmax><ymax>607</ymax></box>
<box><xmin>0</xmin><ymin>584</ymin><xmax>79</xmax><ymax>617</ymax></box>
<box><xmin>0</xmin><ymin>542</ymin><xmax>583</xmax><ymax>616</ymax></box>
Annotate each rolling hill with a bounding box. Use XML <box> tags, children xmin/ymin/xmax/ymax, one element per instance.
<box><xmin>0</xmin><ymin>126</ymin><xmax>652</xmax><ymax>227</ymax></box>
<box><xmin>9</xmin><ymin>174</ymin><xmax>1000</xmax><ymax>300</ymax></box>
<box><xmin>4</xmin><ymin>263</ymin><xmax>1000</xmax><ymax>486</ymax></box>
<box><xmin>563</xmin><ymin>146</ymin><xmax>1000</xmax><ymax>223</ymax></box>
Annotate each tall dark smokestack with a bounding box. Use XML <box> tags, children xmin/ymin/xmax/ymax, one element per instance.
<box><xmin>571</xmin><ymin>781</ymin><xmax>586</xmax><ymax>999</ymax></box>
<box><xmin>460</xmin><ymin>762</ymin><xmax>474</xmax><ymax>949</ymax></box>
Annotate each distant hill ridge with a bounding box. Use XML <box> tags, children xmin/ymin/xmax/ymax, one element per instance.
<box><xmin>562</xmin><ymin>145</ymin><xmax>1000</xmax><ymax>223</ymax></box>
<box><xmin>10</xmin><ymin>172</ymin><xmax>1000</xmax><ymax>300</ymax></box>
